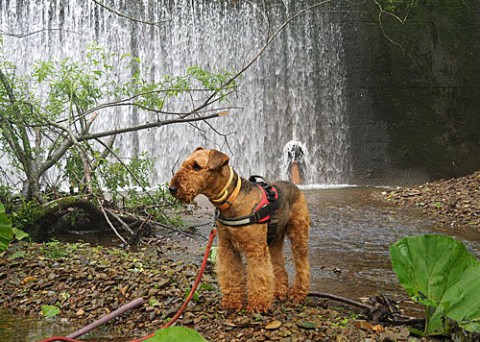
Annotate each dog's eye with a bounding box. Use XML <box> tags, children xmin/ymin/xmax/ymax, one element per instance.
<box><xmin>192</xmin><ymin>162</ymin><xmax>202</xmax><ymax>171</ymax></box>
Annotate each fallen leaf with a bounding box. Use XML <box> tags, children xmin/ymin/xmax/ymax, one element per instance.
<box><xmin>297</xmin><ymin>321</ymin><xmax>316</xmax><ymax>329</ymax></box>
<box><xmin>265</xmin><ymin>320</ymin><xmax>282</xmax><ymax>330</ymax></box>
<box><xmin>354</xmin><ymin>320</ymin><xmax>373</xmax><ymax>331</ymax></box>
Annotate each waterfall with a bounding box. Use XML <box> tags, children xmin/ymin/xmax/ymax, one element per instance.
<box><xmin>0</xmin><ymin>0</ymin><xmax>350</xmax><ymax>186</ymax></box>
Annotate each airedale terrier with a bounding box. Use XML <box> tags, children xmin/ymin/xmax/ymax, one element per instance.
<box><xmin>169</xmin><ymin>147</ymin><xmax>310</xmax><ymax>312</ymax></box>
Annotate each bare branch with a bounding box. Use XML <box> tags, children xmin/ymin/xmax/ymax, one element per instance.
<box><xmin>76</xmin><ymin>112</ymin><xmax>225</xmax><ymax>142</ymax></box>
<box><xmin>0</xmin><ymin>28</ymin><xmax>80</xmax><ymax>38</ymax></box>
<box><xmin>104</xmin><ymin>208</ymin><xmax>135</xmax><ymax>236</ymax></box>
<box><xmin>97</xmin><ymin>198</ymin><xmax>129</xmax><ymax>245</ymax></box>
<box><xmin>90</xmin><ymin>0</ymin><xmax>169</xmax><ymax>27</ymax></box>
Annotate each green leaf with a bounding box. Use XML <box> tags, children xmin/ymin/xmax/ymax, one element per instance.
<box><xmin>390</xmin><ymin>234</ymin><xmax>480</xmax><ymax>336</ymax></box>
<box><xmin>12</xmin><ymin>227</ymin><xmax>28</xmax><ymax>241</ymax></box>
<box><xmin>41</xmin><ymin>305</ymin><xmax>61</xmax><ymax>318</ymax></box>
<box><xmin>0</xmin><ymin>202</ymin><xmax>13</xmax><ymax>252</ymax></box>
<box><xmin>148</xmin><ymin>298</ymin><xmax>160</xmax><ymax>307</ymax></box>
<box><xmin>144</xmin><ymin>327</ymin><xmax>208</xmax><ymax>342</ymax></box>
<box><xmin>8</xmin><ymin>251</ymin><xmax>25</xmax><ymax>260</ymax></box>
<box><xmin>297</xmin><ymin>321</ymin><xmax>316</xmax><ymax>329</ymax></box>
<box><xmin>185</xmin><ymin>289</ymin><xmax>199</xmax><ymax>302</ymax></box>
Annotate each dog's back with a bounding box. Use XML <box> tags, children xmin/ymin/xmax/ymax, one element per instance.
<box><xmin>269</xmin><ymin>181</ymin><xmax>310</xmax><ymax>243</ymax></box>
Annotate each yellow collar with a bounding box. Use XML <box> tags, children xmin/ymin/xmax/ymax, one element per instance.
<box><xmin>211</xmin><ymin>166</ymin><xmax>234</xmax><ymax>203</ymax></box>
<box><xmin>217</xmin><ymin>177</ymin><xmax>242</xmax><ymax>211</ymax></box>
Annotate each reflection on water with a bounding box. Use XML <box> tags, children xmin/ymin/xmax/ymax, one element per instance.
<box><xmin>0</xmin><ymin>309</ymin><xmax>72</xmax><ymax>342</ymax></box>
<box><xmin>302</xmin><ymin>187</ymin><xmax>480</xmax><ymax>314</ymax></box>
<box><xmin>2</xmin><ymin>187</ymin><xmax>480</xmax><ymax>340</ymax></box>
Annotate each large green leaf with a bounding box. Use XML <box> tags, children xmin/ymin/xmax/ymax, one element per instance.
<box><xmin>390</xmin><ymin>234</ymin><xmax>480</xmax><ymax>336</ymax></box>
<box><xmin>0</xmin><ymin>202</ymin><xmax>13</xmax><ymax>252</ymax></box>
<box><xmin>144</xmin><ymin>327</ymin><xmax>208</xmax><ymax>342</ymax></box>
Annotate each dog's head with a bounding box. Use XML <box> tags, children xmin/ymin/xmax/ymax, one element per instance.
<box><xmin>169</xmin><ymin>147</ymin><xmax>230</xmax><ymax>202</ymax></box>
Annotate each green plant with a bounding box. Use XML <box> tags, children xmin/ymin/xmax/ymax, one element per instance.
<box><xmin>41</xmin><ymin>305</ymin><xmax>61</xmax><ymax>318</ymax></box>
<box><xmin>390</xmin><ymin>234</ymin><xmax>480</xmax><ymax>337</ymax></box>
<box><xmin>0</xmin><ymin>201</ymin><xmax>29</xmax><ymax>252</ymax></box>
<box><xmin>144</xmin><ymin>327</ymin><xmax>208</xmax><ymax>342</ymax></box>
<box><xmin>0</xmin><ymin>201</ymin><xmax>13</xmax><ymax>251</ymax></box>
<box><xmin>41</xmin><ymin>239</ymin><xmax>70</xmax><ymax>259</ymax></box>
<box><xmin>1</xmin><ymin>40</ymin><xmax>237</xmax><ymax>204</ymax></box>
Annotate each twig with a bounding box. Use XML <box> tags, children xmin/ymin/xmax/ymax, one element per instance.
<box><xmin>0</xmin><ymin>28</ymin><xmax>80</xmax><ymax>38</ymax></box>
<box><xmin>308</xmin><ymin>291</ymin><xmax>372</xmax><ymax>311</ymax></box>
<box><xmin>105</xmin><ymin>208</ymin><xmax>135</xmax><ymax>236</ymax></box>
<box><xmin>97</xmin><ymin>200</ymin><xmax>129</xmax><ymax>245</ymax></box>
<box><xmin>90</xmin><ymin>0</ymin><xmax>169</xmax><ymax>26</ymax></box>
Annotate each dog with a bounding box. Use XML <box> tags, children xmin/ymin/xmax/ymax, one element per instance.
<box><xmin>169</xmin><ymin>147</ymin><xmax>310</xmax><ymax>312</ymax></box>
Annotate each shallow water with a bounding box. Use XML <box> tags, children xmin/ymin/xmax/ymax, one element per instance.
<box><xmin>304</xmin><ymin>187</ymin><xmax>480</xmax><ymax>312</ymax></box>
<box><xmin>2</xmin><ymin>187</ymin><xmax>480</xmax><ymax>341</ymax></box>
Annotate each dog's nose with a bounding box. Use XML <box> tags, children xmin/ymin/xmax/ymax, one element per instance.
<box><xmin>168</xmin><ymin>186</ymin><xmax>178</xmax><ymax>195</ymax></box>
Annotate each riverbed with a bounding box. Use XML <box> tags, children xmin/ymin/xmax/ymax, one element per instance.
<box><xmin>2</xmin><ymin>186</ymin><xmax>479</xmax><ymax>341</ymax></box>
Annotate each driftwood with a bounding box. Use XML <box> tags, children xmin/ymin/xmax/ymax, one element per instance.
<box><xmin>27</xmin><ymin>196</ymin><xmax>150</xmax><ymax>242</ymax></box>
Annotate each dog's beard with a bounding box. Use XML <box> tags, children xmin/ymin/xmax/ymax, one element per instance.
<box><xmin>173</xmin><ymin>189</ymin><xmax>196</xmax><ymax>203</ymax></box>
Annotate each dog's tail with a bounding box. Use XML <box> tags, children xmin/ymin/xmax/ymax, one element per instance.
<box><xmin>283</xmin><ymin>141</ymin><xmax>306</xmax><ymax>185</ymax></box>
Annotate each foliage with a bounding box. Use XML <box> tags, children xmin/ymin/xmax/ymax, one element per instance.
<box><xmin>0</xmin><ymin>201</ymin><xmax>13</xmax><ymax>252</ymax></box>
<box><xmin>144</xmin><ymin>327</ymin><xmax>208</xmax><ymax>342</ymax></box>
<box><xmin>40</xmin><ymin>239</ymin><xmax>72</xmax><ymax>259</ymax></box>
<box><xmin>0</xmin><ymin>200</ymin><xmax>28</xmax><ymax>252</ymax></box>
<box><xmin>208</xmin><ymin>245</ymin><xmax>218</xmax><ymax>264</ymax></box>
<box><xmin>41</xmin><ymin>305</ymin><xmax>61</xmax><ymax>318</ymax></box>
<box><xmin>390</xmin><ymin>234</ymin><xmax>480</xmax><ymax>336</ymax></box>
<box><xmin>100</xmin><ymin>152</ymin><xmax>152</xmax><ymax>202</ymax></box>
<box><xmin>0</xmin><ymin>41</ymin><xmax>237</xmax><ymax>205</ymax></box>
<box><xmin>0</xmin><ymin>40</ymin><xmax>237</xmax><ymax>237</ymax></box>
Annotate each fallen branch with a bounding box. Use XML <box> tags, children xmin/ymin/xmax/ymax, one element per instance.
<box><xmin>66</xmin><ymin>297</ymin><xmax>145</xmax><ymax>339</ymax></box>
<box><xmin>308</xmin><ymin>291</ymin><xmax>371</xmax><ymax>311</ymax></box>
<box><xmin>98</xmin><ymin>200</ymin><xmax>129</xmax><ymax>245</ymax></box>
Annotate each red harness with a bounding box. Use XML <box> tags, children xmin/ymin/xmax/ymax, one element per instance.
<box><xmin>254</xmin><ymin>184</ymin><xmax>279</xmax><ymax>223</ymax></box>
<box><xmin>215</xmin><ymin>176</ymin><xmax>280</xmax><ymax>244</ymax></box>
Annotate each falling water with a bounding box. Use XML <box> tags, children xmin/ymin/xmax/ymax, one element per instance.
<box><xmin>0</xmin><ymin>0</ymin><xmax>350</xmax><ymax>186</ymax></box>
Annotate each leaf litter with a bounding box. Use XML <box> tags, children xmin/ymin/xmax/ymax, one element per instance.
<box><xmin>0</xmin><ymin>231</ymin><xmax>438</xmax><ymax>341</ymax></box>
<box><xmin>378</xmin><ymin>170</ymin><xmax>480</xmax><ymax>229</ymax></box>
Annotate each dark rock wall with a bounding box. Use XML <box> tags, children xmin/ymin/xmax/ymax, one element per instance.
<box><xmin>342</xmin><ymin>0</ymin><xmax>480</xmax><ymax>185</ymax></box>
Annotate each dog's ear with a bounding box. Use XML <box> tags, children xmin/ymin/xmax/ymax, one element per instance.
<box><xmin>194</xmin><ymin>146</ymin><xmax>205</xmax><ymax>152</ymax></box>
<box><xmin>208</xmin><ymin>149</ymin><xmax>229</xmax><ymax>170</ymax></box>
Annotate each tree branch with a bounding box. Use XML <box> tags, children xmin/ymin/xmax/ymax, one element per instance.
<box><xmin>0</xmin><ymin>28</ymin><xmax>80</xmax><ymax>38</ymax></box>
<box><xmin>76</xmin><ymin>112</ymin><xmax>225</xmax><ymax>142</ymax></box>
<box><xmin>90</xmin><ymin>0</ymin><xmax>170</xmax><ymax>27</ymax></box>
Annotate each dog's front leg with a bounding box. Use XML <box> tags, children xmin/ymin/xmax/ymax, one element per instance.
<box><xmin>240</xmin><ymin>225</ymin><xmax>275</xmax><ymax>313</ymax></box>
<box><xmin>216</xmin><ymin>227</ymin><xmax>245</xmax><ymax>311</ymax></box>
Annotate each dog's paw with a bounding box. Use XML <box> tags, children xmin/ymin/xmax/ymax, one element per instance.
<box><xmin>221</xmin><ymin>298</ymin><xmax>243</xmax><ymax>312</ymax></box>
<box><xmin>288</xmin><ymin>288</ymin><xmax>308</xmax><ymax>304</ymax></box>
<box><xmin>246</xmin><ymin>301</ymin><xmax>271</xmax><ymax>313</ymax></box>
<box><xmin>274</xmin><ymin>287</ymin><xmax>288</xmax><ymax>301</ymax></box>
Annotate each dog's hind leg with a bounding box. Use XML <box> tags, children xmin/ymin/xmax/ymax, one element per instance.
<box><xmin>287</xmin><ymin>194</ymin><xmax>311</xmax><ymax>303</ymax></box>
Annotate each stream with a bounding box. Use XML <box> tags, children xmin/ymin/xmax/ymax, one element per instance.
<box><xmin>2</xmin><ymin>187</ymin><xmax>480</xmax><ymax>341</ymax></box>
